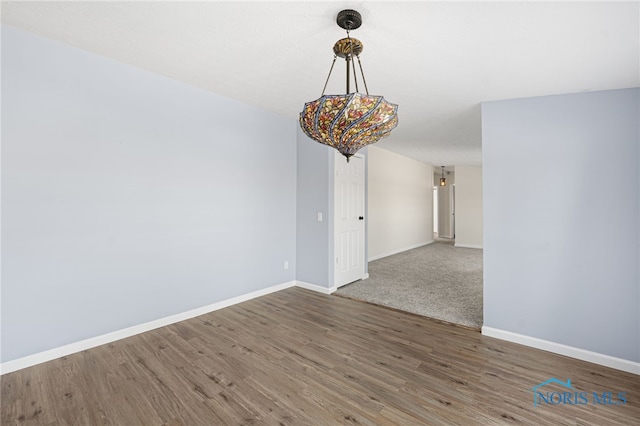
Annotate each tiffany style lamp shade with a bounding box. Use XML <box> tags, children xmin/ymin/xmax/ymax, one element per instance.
<box><xmin>299</xmin><ymin>10</ymin><xmax>398</xmax><ymax>162</ymax></box>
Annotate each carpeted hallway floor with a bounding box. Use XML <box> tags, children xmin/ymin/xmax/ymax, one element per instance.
<box><xmin>335</xmin><ymin>239</ymin><xmax>483</xmax><ymax>329</ymax></box>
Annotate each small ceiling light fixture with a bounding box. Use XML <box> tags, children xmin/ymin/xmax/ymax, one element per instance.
<box><xmin>299</xmin><ymin>9</ymin><xmax>398</xmax><ymax>162</ymax></box>
<box><xmin>440</xmin><ymin>166</ymin><xmax>447</xmax><ymax>186</ymax></box>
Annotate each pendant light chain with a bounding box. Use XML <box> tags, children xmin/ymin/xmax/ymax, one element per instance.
<box><xmin>356</xmin><ymin>55</ymin><xmax>369</xmax><ymax>95</ymax></box>
<box><xmin>321</xmin><ymin>55</ymin><xmax>338</xmax><ymax>96</ymax></box>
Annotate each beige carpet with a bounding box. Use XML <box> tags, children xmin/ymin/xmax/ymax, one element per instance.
<box><xmin>335</xmin><ymin>240</ymin><xmax>483</xmax><ymax>329</ymax></box>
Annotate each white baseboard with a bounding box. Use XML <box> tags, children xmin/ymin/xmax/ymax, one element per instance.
<box><xmin>0</xmin><ymin>281</ymin><xmax>297</xmax><ymax>375</ymax></box>
<box><xmin>368</xmin><ymin>240</ymin><xmax>435</xmax><ymax>262</ymax></box>
<box><xmin>455</xmin><ymin>243</ymin><xmax>483</xmax><ymax>249</ymax></box>
<box><xmin>482</xmin><ymin>326</ymin><xmax>640</xmax><ymax>375</ymax></box>
<box><xmin>295</xmin><ymin>280</ymin><xmax>336</xmax><ymax>295</ymax></box>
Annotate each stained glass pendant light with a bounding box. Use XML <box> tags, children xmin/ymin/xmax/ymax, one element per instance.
<box><xmin>299</xmin><ymin>9</ymin><xmax>398</xmax><ymax>162</ymax></box>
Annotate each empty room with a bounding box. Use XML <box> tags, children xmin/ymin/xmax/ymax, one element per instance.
<box><xmin>1</xmin><ymin>1</ymin><xmax>639</xmax><ymax>424</ymax></box>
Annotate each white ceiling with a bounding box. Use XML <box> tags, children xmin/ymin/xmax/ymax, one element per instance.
<box><xmin>2</xmin><ymin>1</ymin><xmax>638</xmax><ymax>166</ymax></box>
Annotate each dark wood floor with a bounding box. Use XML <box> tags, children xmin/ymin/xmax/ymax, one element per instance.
<box><xmin>2</xmin><ymin>287</ymin><xmax>639</xmax><ymax>425</ymax></box>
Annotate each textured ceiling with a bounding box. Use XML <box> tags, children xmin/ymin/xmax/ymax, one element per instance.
<box><xmin>2</xmin><ymin>1</ymin><xmax>638</xmax><ymax>166</ymax></box>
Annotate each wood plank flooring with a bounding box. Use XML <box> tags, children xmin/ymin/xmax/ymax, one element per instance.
<box><xmin>2</xmin><ymin>287</ymin><xmax>639</xmax><ymax>425</ymax></box>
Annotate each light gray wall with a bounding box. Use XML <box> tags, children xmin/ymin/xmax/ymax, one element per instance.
<box><xmin>1</xmin><ymin>26</ymin><xmax>297</xmax><ymax>362</ymax></box>
<box><xmin>295</xmin><ymin>127</ymin><xmax>331</xmax><ymax>287</ymax></box>
<box><xmin>482</xmin><ymin>88</ymin><xmax>639</xmax><ymax>363</ymax></box>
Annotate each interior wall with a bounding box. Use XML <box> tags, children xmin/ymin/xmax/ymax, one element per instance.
<box><xmin>454</xmin><ymin>166</ymin><xmax>483</xmax><ymax>248</ymax></box>
<box><xmin>295</xmin><ymin>127</ymin><xmax>331</xmax><ymax>288</ymax></box>
<box><xmin>1</xmin><ymin>26</ymin><xmax>297</xmax><ymax>363</ymax></box>
<box><xmin>482</xmin><ymin>88</ymin><xmax>639</xmax><ymax>363</ymax></box>
<box><xmin>368</xmin><ymin>146</ymin><xmax>433</xmax><ymax>261</ymax></box>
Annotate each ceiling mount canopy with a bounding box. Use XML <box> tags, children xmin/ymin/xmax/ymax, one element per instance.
<box><xmin>299</xmin><ymin>9</ymin><xmax>398</xmax><ymax>162</ymax></box>
<box><xmin>336</xmin><ymin>9</ymin><xmax>362</xmax><ymax>31</ymax></box>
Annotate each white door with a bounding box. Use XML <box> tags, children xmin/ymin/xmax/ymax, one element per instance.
<box><xmin>437</xmin><ymin>185</ymin><xmax>453</xmax><ymax>238</ymax></box>
<box><xmin>334</xmin><ymin>152</ymin><xmax>365</xmax><ymax>287</ymax></box>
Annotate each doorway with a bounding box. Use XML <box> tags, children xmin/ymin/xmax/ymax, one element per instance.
<box><xmin>336</xmin><ymin>160</ymin><xmax>484</xmax><ymax>329</ymax></box>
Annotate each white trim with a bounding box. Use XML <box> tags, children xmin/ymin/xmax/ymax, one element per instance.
<box><xmin>368</xmin><ymin>240</ymin><xmax>435</xmax><ymax>262</ymax></box>
<box><xmin>295</xmin><ymin>280</ymin><xmax>336</xmax><ymax>295</ymax></box>
<box><xmin>0</xmin><ymin>281</ymin><xmax>296</xmax><ymax>375</ymax></box>
<box><xmin>454</xmin><ymin>243</ymin><xmax>483</xmax><ymax>249</ymax></box>
<box><xmin>482</xmin><ymin>326</ymin><xmax>640</xmax><ymax>375</ymax></box>
<box><xmin>362</xmin><ymin>273</ymin><xmax>369</xmax><ymax>280</ymax></box>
